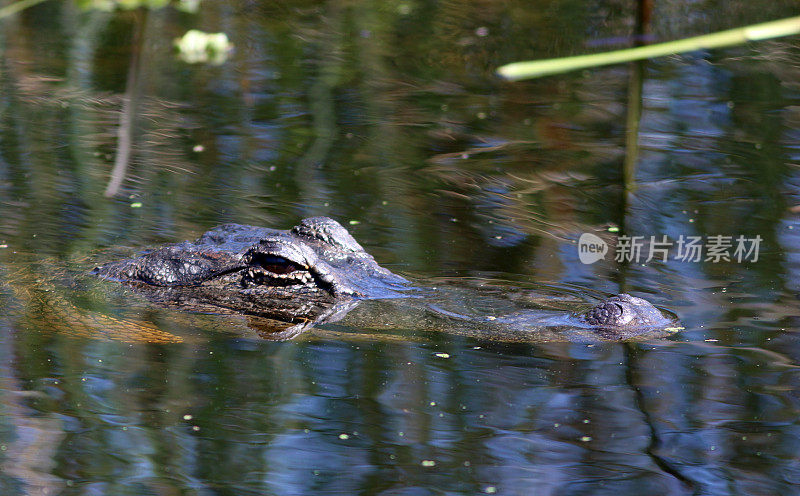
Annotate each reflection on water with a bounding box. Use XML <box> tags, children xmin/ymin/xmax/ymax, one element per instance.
<box><xmin>2</xmin><ymin>0</ymin><xmax>800</xmax><ymax>494</ymax></box>
<box><xmin>2</xmin><ymin>327</ymin><xmax>800</xmax><ymax>495</ymax></box>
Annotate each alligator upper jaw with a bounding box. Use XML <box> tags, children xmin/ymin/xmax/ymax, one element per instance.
<box><xmin>240</xmin><ymin>265</ymin><xmax>315</xmax><ymax>288</ymax></box>
<box><xmin>576</xmin><ymin>293</ymin><xmax>680</xmax><ymax>335</ymax></box>
<box><xmin>185</xmin><ymin>264</ymin><xmax>324</xmax><ymax>296</ymax></box>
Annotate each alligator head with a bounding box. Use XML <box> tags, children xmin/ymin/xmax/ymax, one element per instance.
<box><xmin>92</xmin><ymin>217</ymin><xmax>676</xmax><ymax>339</ymax></box>
<box><xmin>92</xmin><ymin>217</ymin><xmax>409</xmax><ymax>323</ymax></box>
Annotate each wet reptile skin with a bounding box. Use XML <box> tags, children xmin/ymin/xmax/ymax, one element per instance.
<box><xmin>88</xmin><ymin>217</ymin><xmax>678</xmax><ymax>341</ymax></box>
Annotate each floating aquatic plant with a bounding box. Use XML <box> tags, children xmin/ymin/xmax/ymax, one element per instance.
<box><xmin>174</xmin><ymin>29</ymin><xmax>233</xmax><ymax>65</ymax></box>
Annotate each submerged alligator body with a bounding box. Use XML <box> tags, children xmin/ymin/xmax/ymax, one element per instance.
<box><xmin>92</xmin><ymin>217</ymin><xmax>678</xmax><ymax>341</ymax></box>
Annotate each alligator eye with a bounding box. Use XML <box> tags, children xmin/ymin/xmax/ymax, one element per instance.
<box><xmin>250</xmin><ymin>253</ymin><xmax>300</xmax><ymax>275</ymax></box>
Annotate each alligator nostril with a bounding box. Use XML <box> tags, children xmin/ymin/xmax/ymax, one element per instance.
<box><xmin>584</xmin><ymin>300</ymin><xmax>627</xmax><ymax>326</ymax></box>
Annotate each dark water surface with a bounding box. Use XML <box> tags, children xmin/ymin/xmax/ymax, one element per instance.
<box><xmin>2</xmin><ymin>1</ymin><xmax>800</xmax><ymax>495</ymax></box>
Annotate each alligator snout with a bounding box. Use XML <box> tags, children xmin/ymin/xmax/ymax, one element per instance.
<box><xmin>581</xmin><ymin>293</ymin><xmax>673</xmax><ymax>330</ymax></box>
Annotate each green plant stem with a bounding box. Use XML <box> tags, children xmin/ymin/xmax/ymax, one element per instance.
<box><xmin>498</xmin><ymin>16</ymin><xmax>800</xmax><ymax>80</ymax></box>
<box><xmin>0</xmin><ymin>0</ymin><xmax>49</xmax><ymax>19</ymax></box>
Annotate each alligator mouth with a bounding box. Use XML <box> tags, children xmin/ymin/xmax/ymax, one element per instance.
<box><xmin>240</xmin><ymin>253</ymin><xmax>315</xmax><ymax>288</ymax></box>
